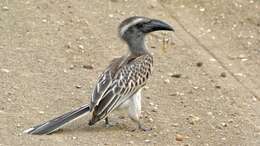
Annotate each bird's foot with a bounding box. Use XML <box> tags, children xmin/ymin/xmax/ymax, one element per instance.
<box><xmin>130</xmin><ymin>124</ymin><xmax>152</xmax><ymax>132</ymax></box>
<box><xmin>139</xmin><ymin>125</ymin><xmax>152</xmax><ymax>131</ymax></box>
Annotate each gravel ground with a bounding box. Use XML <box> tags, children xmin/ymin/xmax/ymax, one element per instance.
<box><xmin>0</xmin><ymin>0</ymin><xmax>259</xmax><ymax>146</ymax></box>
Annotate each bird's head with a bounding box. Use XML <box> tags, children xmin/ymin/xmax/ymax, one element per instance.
<box><xmin>119</xmin><ymin>16</ymin><xmax>174</xmax><ymax>42</ymax></box>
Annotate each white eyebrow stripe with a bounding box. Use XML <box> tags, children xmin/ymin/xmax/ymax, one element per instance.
<box><xmin>120</xmin><ymin>18</ymin><xmax>144</xmax><ymax>36</ymax></box>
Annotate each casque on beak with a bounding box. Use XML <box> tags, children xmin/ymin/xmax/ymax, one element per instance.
<box><xmin>141</xmin><ymin>19</ymin><xmax>174</xmax><ymax>33</ymax></box>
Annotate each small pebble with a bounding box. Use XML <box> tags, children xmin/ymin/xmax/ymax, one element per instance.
<box><xmin>78</xmin><ymin>45</ymin><xmax>84</xmax><ymax>49</ymax></box>
<box><xmin>228</xmin><ymin>119</ymin><xmax>234</xmax><ymax>123</ymax></box>
<box><xmin>215</xmin><ymin>85</ymin><xmax>221</xmax><ymax>89</ymax></box>
<box><xmin>2</xmin><ymin>6</ymin><xmax>9</xmax><ymax>11</ymax></box>
<box><xmin>249</xmin><ymin>0</ymin><xmax>254</xmax><ymax>3</ymax></box>
<box><xmin>170</xmin><ymin>93</ymin><xmax>177</xmax><ymax>96</ymax></box>
<box><xmin>164</xmin><ymin>79</ymin><xmax>170</xmax><ymax>84</ymax></box>
<box><xmin>234</xmin><ymin>73</ymin><xmax>244</xmax><ymax>77</ymax></box>
<box><xmin>209</xmin><ymin>58</ymin><xmax>216</xmax><ymax>62</ymax></box>
<box><xmin>38</xmin><ymin>111</ymin><xmax>44</xmax><ymax>114</ymax></box>
<box><xmin>69</xmin><ymin>64</ymin><xmax>75</xmax><ymax>69</ymax></box>
<box><xmin>108</xmin><ymin>14</ymin><xmax>114</xmax><ymax>18</ymax></box>
<box><xmin>148</xmin><ymin>117</ymin><xmax>154</xmax><ymax>122</ymax></box>
<box><xmin>152</xmin><ymin>106</ymin><xmax>158</xmax><ymax>112</ymax></box>
<box><xmin>199</xmin><ymin>8</ymin><xmax>205</xmax><ymax>12</ymax></box>
<box><xmin>175</xmin><ymin>134</ymin><xmax>184</xmax><ymax>141</ymax></box>
<box><xmin>72</xmin><ymin>136</ymin><xmax>77</xmax><ymax>140</ymax></box>
<box><xmin>220</xmin><ymin>72</ymin><xmax>226</xmax><ymax>77</ymax></box>
<box><xmin>145</xmin><ymin>96</ymin><xmax>151</xmax><ymax>99</ymax></box>
<box><xmin>176</xmin><ymin>92</ymin><xmax>185</xmax><ymax>96</ymax></box>
<box><xmin>196</xmin><ymin>62</ymin><xmax>203</xmax><ymax>67</ymax></box>
<box><xmin>1</xmin><ymin>68</ymin><xmax>10</xmax><ymax>73</ymax></box>
<box><xmin>153</xmin><ymin>132</ymin><xmax>158</xmax><ymax>136</ymax></box>
<box><xmin>221</xmin><ymin>122</ymin><xmax>228</xmax><ymax>127</ymax></box>
<box><xmin>66</xmin><ymin>42</ymin><xmax>72</xmax><ymax>48</ymax></box>
<box><xmin>172</xmin><ymin>123</ymin><xmax>179</xmax><ymax>127</ymax></box>
<box><xmin>193</xmin><ymin>86</ymin><xmax>199</xmax><ymax>89</ymax></box>
<box><xmin>82</xmin><ymin>64</ymin><xmax>94</xmax><ymax>70</ymax></box>
<box><xmin>241</xmin><ymin>58</ymin><xmax>248</xmax><ymax>62</ymax></box>
<box><xmin>171</xmin><ymin>73</ymin><xmax>182</xmax><ymax>78</ymax></box>
<box><xmin>151</xmin><ymin>109</ymin><xmax>157</xmax><ymax>112</ymax></box>
<box><xmin>42</xmin><ymin>19</ymin><xmax>47</xmax><ymax>23</ymax></box>
<box><xmin>144</xmin><ymin>139</ymin><xmax>151</xmax><ymax>143</ymax></box>
<box><xmin>16</xmin><ymin>123</ymin><xmax>21</xmax><ymax>128</ymax></box>
<box><xmin>128</xmin><ymin>141</ymin><xmax>134</xmax><ymax>144</ymax></box>
<box><xmin>75</xmin><ymin>85</ymin><xmax>82</xmax><ymax>89</ymax></box>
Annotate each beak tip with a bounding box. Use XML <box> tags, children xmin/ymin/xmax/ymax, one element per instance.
<box><xmin>169</xmin><ymin>27</ymin><xmax>175</xmax><ymax>32</ymax></box>
<box><xmin>154</xmin><ymin>19</ymin><xmax>175</xmax><ymax>32</ymax></box>
<box><xmin>142</xmin><ymin>19</ymin><xmax>175</xmax><ymax>33</ymax></box>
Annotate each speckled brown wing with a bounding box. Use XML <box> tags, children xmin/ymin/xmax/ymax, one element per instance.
<box><xmin>89</xmin><ymin>54</ymin><xmax>153</xmax><ymax>125</ymax></box>
<box><xmin>90</xmin><ymin>56</ymin><xmax>124</xmax><ymax>110</ymax></box>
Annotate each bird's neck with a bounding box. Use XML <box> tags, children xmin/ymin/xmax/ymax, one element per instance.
<box><xmin>126</xmin><ymin>36</ymin><xmax>148</xmax><ymax>55</ymax></box>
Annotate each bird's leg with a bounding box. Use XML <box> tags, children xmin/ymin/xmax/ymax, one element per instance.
<box><xmin>128</xmin><ymin>90</ymin><xmax>152</xmax><ymax>132</ymax></box>
<box><xmin>105</xmin><ymin>117</ymin><xmax>111</xmax><ymax>127</ymax></box>
<box><xmin>105</xmin><ymin>117</ymin><xmax>115</xmax><ymax>128</ymax></box>
<box><xmin>105</xmin><ymin>117</ymin><xmax>109</xmax><ymax>124</ymax></box>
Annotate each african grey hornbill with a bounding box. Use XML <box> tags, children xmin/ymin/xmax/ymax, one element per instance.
<box><xmin>24</xmin><ymin>16</ymin><xmax>174</xmax><ymax>135</ymax></box>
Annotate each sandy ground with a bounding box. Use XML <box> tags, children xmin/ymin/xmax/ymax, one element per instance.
<box><xmin>0</xmin><ymin>0</ymin><xmax>260</xmax><ymax>145</ymax></box>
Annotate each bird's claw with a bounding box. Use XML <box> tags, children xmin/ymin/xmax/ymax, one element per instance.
<box><xmin>139</xmin><ymin>126</ymin><xmax>152</xmax><ymax>131</ymax></box>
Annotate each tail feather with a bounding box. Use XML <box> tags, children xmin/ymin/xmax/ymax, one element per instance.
<box><xmin>24</xmin><ymin>104</ymin><xmax>90</xmax><ymax>135</ymax></box>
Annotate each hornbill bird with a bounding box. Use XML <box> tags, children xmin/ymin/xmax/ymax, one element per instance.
<box><xmin>24</xmin><ymin>16</ymin><xmax>174</xmax><ymax>135</ymax></box>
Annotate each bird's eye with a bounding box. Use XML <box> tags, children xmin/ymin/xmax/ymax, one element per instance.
<box><xmin>136</xmin><ymin>23</ymin><xmax>145</xmax><ymax>29</ymax></box>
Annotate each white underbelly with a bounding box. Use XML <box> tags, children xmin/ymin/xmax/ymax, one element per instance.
<box><xmin>118</xmin><ymin>98</ymin><xmax>131</xmax><ymax>110</ymax></box>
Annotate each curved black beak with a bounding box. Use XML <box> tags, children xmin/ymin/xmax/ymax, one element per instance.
<box><xmin>141</xmin><ymin>19</ymin><xmax>174</xmax><ymax>33</ymax></box>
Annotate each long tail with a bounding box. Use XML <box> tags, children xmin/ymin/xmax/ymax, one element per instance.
<box><xmin>23</xmin><ymin>104</ymin><xmax>90</xmax><ymax>135</ymax></box>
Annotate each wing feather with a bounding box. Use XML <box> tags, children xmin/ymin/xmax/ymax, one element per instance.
<box><xmin>91</xmin><ymin>69</ymin><xmax>112</xmax><ymax>107</ymax></box>
<box><xmin>89</xmin><ymin>54</ymin><xmax>153</xmax><ymax>124</ymax></box>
